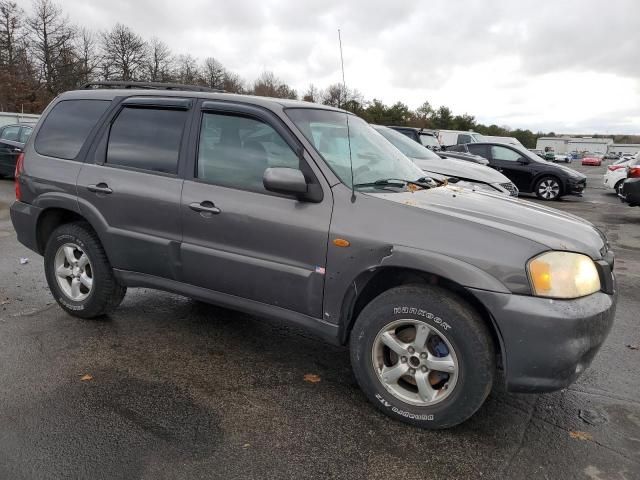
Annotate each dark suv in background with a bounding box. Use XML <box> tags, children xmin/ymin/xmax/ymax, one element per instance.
<box><xmin>0</xmin><ymin>124</ymin><xmax>33</xmax><ymax>177</ymax></box>
<box><xmin>450</xmin><ymin>142</ymin><xmax>587</xmax><ymax>200</ymax></box>
<box><xmin>11</xmin><ymin>82</ymin><xmax>616</xmax><ymax>429</ymax></box>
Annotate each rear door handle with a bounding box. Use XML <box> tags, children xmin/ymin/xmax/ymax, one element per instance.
<box><xmin>189</xmin><ymin>201</ymin><xmax>221</xmax><ymax>215</ymax></box>
<box><xmin>87</xmin><ymin>183</ymin><xmax>113</xmax><ymax>194</ymax></box>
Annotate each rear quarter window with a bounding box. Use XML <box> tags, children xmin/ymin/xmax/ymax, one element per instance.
<box><xmin>35</xmin><ymin>99</ymin><xmax>110</xmax><ymax>160</ymax></box>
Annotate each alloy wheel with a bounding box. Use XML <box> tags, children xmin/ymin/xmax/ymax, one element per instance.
<box><xmin>538</xmin><ymin>179</ymin><xmax>560</xmax><ymax>199</ymax></box>
<box><xmin>371</xmin><ymin>319</ymin><xmax>459</xmax><ymax>406</ymax></box>
<box><xmin>54</xmin><ymin>243</ymin><xmax>93</xmax><ymax>301</ymax></box>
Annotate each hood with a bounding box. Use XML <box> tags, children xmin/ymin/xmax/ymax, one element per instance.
<box><xmin>537</xmin><ymin>161</ymin><xmax>586</xmax><ymax>179</ymax></box>
<box><xmin>412</xmin><ymin>156</ymin><xmax>510</xmax><ymax>184</ymax></box>
<box><xmin>367</xmin><ymin>185</ymin><xmax>605</xmax><ymax>258</ymax></box>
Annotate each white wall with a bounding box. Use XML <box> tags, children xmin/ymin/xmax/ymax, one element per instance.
<box><xmin>0</xmin><ymin>112</ymin><xmax>40</xmax><ymax>128</ymax></box>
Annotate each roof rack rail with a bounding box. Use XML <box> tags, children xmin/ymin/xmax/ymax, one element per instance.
<box><xmin>79</xmin><ymin>81</ymin><xmax>224</xmax><ymax>93</ymax></box>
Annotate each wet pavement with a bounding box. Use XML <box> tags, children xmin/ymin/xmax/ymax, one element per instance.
<box><xmin>0</xmin><ymin>162</ymin><xmax>639</xmax><ymax>480</ymax></box>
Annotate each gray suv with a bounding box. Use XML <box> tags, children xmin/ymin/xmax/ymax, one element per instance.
<box><xmin>11</xmin><ymin>83</ymin><xmax>617</xmax><ymax>429</ymax></box>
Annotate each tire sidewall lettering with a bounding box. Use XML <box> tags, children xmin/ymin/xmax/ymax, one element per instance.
<box><xmin>392</xmin><ymin>306</ymin><xmax>452</xmax><ymax>331</ymax></box>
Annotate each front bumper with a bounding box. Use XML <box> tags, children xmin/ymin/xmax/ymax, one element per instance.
<box><xmin>566</xmin><ymin>178</ymin><xmax>587</xmax><ymax>195</ymax></box>
<box><xmin>469</xmin><ymin>288</ymin><xmax>617</xmax><ymax>393</ymax></box>
<box><xmin>621</xmin><ymin>178</ymin><xmax>640</xmax><ymax>206</ymax></box>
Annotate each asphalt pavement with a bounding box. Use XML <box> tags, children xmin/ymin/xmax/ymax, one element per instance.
<box><xmin>0</xmin><ymin>162</ymin><xmax>639</xmax><ymax>480</ymax></box>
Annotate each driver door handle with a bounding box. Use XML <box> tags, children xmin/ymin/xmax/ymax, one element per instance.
<box><xmin>87</xmin><ymin>183</ymin><xmax>113</xmax><ymax>194</ymax></box>
<box><xmin>189</xmin><ymin>201</ymin><xmax>221</xmax><ymax>214</ymax></box>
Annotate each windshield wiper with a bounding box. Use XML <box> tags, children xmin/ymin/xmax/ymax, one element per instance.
<box><xmin>354</xmin><ymin>177</ymin><xmax>436</xmax><ymax>189</ymax></box>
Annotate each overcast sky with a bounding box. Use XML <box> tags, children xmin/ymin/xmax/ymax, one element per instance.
<box><xmin>49</xmin><ymin>0</ymin><xmax>640</xmax><ymax>134</ymax></box>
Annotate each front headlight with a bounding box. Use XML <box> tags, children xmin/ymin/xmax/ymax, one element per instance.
<box><xmin>528</xmin><ymin>251</ymin><xmax>601</xmax><ymax>299</ymax></box>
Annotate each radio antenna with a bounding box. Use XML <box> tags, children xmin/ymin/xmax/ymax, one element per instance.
<box><xmin>338</xmin><ymin>29</ymin><xmax>356</xmax><ymax>202</ymax></box>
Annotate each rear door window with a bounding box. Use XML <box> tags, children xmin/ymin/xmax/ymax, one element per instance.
<box><xmin>106</xmin><ymin>107</ymin><xmax>187</xmax><ymax>175</ymax></box>
<box><xmin>467</xmin><ymin>144</ymin><xmax>489</xmax><ymax>157</ymax></box>
<box><xmin>35</xmin><ymin>100</ymin><xmax>110</xmax><ymax>160</ymax></box>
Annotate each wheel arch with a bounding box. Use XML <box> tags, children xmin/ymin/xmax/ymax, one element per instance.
<box><xmin>35</xmin><ymin>207</ymin><xmax>107</xmax><ymax>260</ymax></box>
<box><xmin>531</xmin><ymin>173</ymin><xmax>564</xmax><ymax>196</ymax></box>
<box><xmin>337</xmin><ymin>266</ymin><xmax>506</xmax><ymax>369</ymax></box>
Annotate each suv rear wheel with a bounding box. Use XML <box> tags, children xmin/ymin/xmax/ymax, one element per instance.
<box><xmin>44</xmin><ymin>222</ymin><xmax>126</xmax><ymax>318</ymax></box>
<box><xmin>350</xmin><ymin>285</ymin><xmax>495</xmax><ymax>429</ymax></box>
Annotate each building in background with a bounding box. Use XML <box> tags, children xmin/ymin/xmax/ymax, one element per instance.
<box><xmin>536</xmin><ymin>136</ymin><xmax>613</xmax><ymax>154</ymax></box>
<box><xmin>607</xmin><ymin>144</ymin><xmax>640</xmax><ymax>155</ymax></box>
<box><xmin>0</xmin><ymin>112</ymin><xmax>40</xmax><ymax>129</ymax></box>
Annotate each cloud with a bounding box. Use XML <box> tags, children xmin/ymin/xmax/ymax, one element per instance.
<box><xmin>32</xmin><ymin>0</ymin><xmax>640</xmax><ymax>133</ymax></box>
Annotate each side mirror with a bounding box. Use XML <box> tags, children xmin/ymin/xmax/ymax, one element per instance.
<box><xmin>263</xmin><ymin>167</ymin><xmax>308</xmax><ymax>197</ymax></box>
<box><xmin>518</xmin><ymin>157</ymin><xmax>530</xmax><ymax>164</ymax></box>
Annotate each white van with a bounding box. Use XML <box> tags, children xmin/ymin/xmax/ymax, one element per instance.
<box><xmin>437</xmin><ymin>130</ymin><xmax>484</xmax><ymax>146</ymax></box>
<box><xmin>482</xmin><ymin>135</ymin><xmax>523</xmax><ymax>147</ymax></box>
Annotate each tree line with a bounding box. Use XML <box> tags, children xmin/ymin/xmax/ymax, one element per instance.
<box><xmin>2</xmin><ymin>0</ymin><xmax>637</xmax><ymax>148</ymax></box>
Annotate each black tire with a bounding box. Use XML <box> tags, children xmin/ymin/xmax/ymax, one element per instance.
<box><xmin>44</xmin><ymin>222</ymin><xmax>126</xmax><ymax>318</ymax></box>
<box><xmin>534</xmin><ymin>176</ymin><xmax>562</xmax><ymax>200</ymax></box>
<box><xmin>350</xmin><ymin>285</ymin><xmax>495</xmax><ymax>429</ymax></box>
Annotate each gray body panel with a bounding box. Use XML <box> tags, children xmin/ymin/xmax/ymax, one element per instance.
<box><xmin>11</xmin><ymin>87</ymin><xmax>617</xmax><ymax>393</ymax></box>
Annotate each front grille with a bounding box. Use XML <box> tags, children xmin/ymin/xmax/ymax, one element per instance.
<box><xmin>501</xmin><ymin>182</ymin><xmax>519</xmax><ymax>196</ymax></box>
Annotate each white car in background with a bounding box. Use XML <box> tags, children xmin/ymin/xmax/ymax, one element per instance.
<box><xmin>603</xmin><ymin>157</ymin><xmax>635</xmax><ymax>195</ymax></box>
<box><xmin>554</xmin><ymin>153</ymin><xmax>572</xmax><ymax>163</ymax></box>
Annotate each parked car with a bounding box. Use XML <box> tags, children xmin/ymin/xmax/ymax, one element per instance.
<box><xmin>388</xmin><ymin>126</ymin><xmax>441</xmax><ymax>150</ymax></box>
<box><xmin>0</xmin><ymin>123</ymin><xmax>33</xmax><ymax>144</ymax></box>
<box><xmin>620</xmin><ymin>157</ymin><xmax>640</xmax><ymax>206</ymax></box>
<box><xmin>0</xmin><ymin>124</ymin><xmax>32</xmax><ymax>177</ymax></box>
<box><xmin>372</xmin><ymin>125</ymin><xmax>517</xmax><ymax>196</ymax></box>
<box><xmin>11</xmin><ymin>82</ymin><xmax>616</xmax><ymax>429</ymax></box>
<box><xmin>449</xmin><ymin>142</ymin><xmax>587</xmax><ymax>200</ymax></box>
<box><xmin>553</xmin><ymin>154</ymin><xmax>572</xmax><ymax>163</ymax></box>
<box><xmin>0</xmin><ymin>138</ymin><xmax>24</xmax><ymax>177</ymax></box>
<box><xmin>604</xmin><ymin>152</ymin><xmax>620</xmax><ymax>160</ymax></box>
<box><xmin>582</xmin><ymin>155</ymin><xmax>602</xmax><ymax>166</ymax></box>
<box><xmin>603</xmin><ymin>158</ymin><xmax>633</xmax><ymax>196</ymax></box>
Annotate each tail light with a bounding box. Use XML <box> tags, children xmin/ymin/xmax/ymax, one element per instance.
<box><xmin>629</xmin><ymin>166</ymin><xmax>640</xmax><ymax>178</ymax></box>
<box><xmin>608</xmin><ymin>165</ymin><xmax>625</xmax><ymax>171</ymax></box>
<box><xmin>14</xmin><ymin>152</ymin><xmax>24</xmax><ymax>201</ymax></box>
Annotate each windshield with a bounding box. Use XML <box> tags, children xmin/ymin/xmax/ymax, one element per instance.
<box><xmin>372</xmin><ymin>126</ymin><xmax>441</xmax><ymax>161</ymax></box>
<box><xmin>286</xmin><ymin>109</ymin><xmax>425</xmax><ymax>188</ymax></box>
<box><xmin>419</xmin><ymin>133</ymin><xmax>440</xmax><ymax>148</ymax></box>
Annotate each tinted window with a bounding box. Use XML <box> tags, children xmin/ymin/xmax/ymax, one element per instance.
<box><xmin>491</xmin><ymin>146</ymin><xmax>522</xmax><ymax>162</ymax></box>
<box><xmin>35</xmin><ymin>100</ymin><xmax>110</xmax><ymax>159</ymax></box>
<box><xmin>18</xmin><ymin>127</ymin><xmax>33</xmax><ymax>143</ymax></box>
<box><xmin>107</xmin><ymin>107</ymin><xmax>186</xmax><ymax>174</ymax></box>
<box><xmin>1</xmin><ymin>125</ymin><xmax>21</xmax><ymax>141</ymax></box>
<box><xmin>197</xmin><ymin>113</ymin><xmax>299</xmax><ymax>193</ymax></box>
<box><xmin>467</xmin><ymin>144</ymin><xmax>489</xmax><ymax>157</ymax></box>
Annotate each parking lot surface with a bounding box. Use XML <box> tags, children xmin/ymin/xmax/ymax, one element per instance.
<box><xmin>1</xmin><ymin>162</ymin><xmax>639</xmax><ymax>480</ymax></box>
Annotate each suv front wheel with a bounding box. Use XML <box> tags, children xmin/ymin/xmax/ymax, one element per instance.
<box><xmin>44</xmin><ymin>222</ymin><xmax>126</xmax><ymax>318</ymax></box>
<box><xmin>350</xmin><ymin>285</ymin><xmax>495</xmax><ymax>429</ymax></box>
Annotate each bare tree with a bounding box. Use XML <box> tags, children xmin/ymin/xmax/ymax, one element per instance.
<box><xmin>302</xmin><ymin>84</ymin><xmax>319</xmax><ymax>103</ymax></box>
<box><xmin>146</xmin><ymin>37</ymin><xmax>173</xmax><ymax>82</ymax></box>
<box><xmin>222</xmin><ymin>71</ymin><xmax>244</xmax><ymax>93</ymax></box>
<box><xmin>174</xmin><ymin>53</ymin><xmax>200</xmax><ymax>84</ymax></box>
<box><xmin>75</xmin><ymin>27</ymin><xmax>99</xmax><ymax>84</ymax></box>
<box><xmin>201</xmin><ymin>56</ymin><xmax>225</xmax><ymax>90</ymax></box>
<box><xmin>0</xmin><ymin>0</ymin><xmax>23</xmax><ymax>66</ymax></box>
<box><xmin>100</xmin><ymin>23</ymin><xmax>147</xmax><ymax>81</ymax></box>
<box><xmin>27</xmin><ymin>0</ymin><xmax>76</xmax><ymax>95</ymax></box>
<box><xmin>252</xmin><ymin>70</ymin><xmax>296</xmax><ymax>99</ymax></box>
